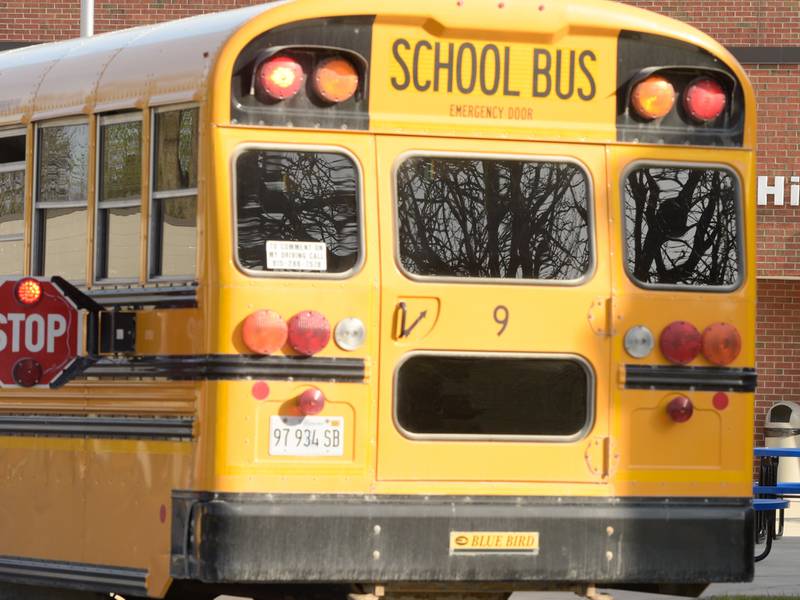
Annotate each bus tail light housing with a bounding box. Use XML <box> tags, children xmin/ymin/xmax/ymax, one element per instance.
<box><xmin>683</xmin><ymin>77</ymin><xmax>726</xmax><ymax>122</ymax></box>
<box><xmin>257</xmin><ymin>55</ymin><xmax>305</xmax><ymax>101</ymax></box>
<box><xmin>288</xmin><ymin>311</ymin><xmax>331</xmax><ymax>356</ymax></box>
<box><xmin>313</xmin><ymin>56</ymin><xmax>359</xmax><ymax>103</ymax></box>
<box><xmin>243</xmin><ymin>309</ymin><xmax>288</xmax><ymax>355</ymax></box>
<box><xmin>702</xmin><ymin>322</ymin><xmax>741</xmax><ymax>366</ymax></box>
<box><xmin>631</xmin><ymin>75</ymin><xmax>676</xmax><ymax>120</ymax></box>
<box><xmin>660</xmin><ymin>321</ymin><xmax>702</xmax><ymax>365</ymax></box>
<box><xmin>667</xmin><ymin>395</ymin><xmax>693</xmax><ymax>423</ymax></box>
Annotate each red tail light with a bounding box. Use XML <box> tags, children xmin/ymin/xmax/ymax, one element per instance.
<box><xmin>13</xmin><ymin>358</ymin><xmax>42</xmax><ymax>387</ymax></box>
<box><xmin>257</xmin><ymin>56</ymin><xmax>305</xmax><ymax>101</ymax></box>
<box><xmin>298</xmin><ymin>387</ymin><xmax>325</xmax><ymax>416</ymax></box>
<box><xmin>659</xmin><ymin>321</ymin><xmax>702</xmax><ymax>365</ymax></box>
<box><xmin>701</xmin><ymin>322</ymin><xmax>741</xmax><ymax>366</ymax></box>
<box><xmin>15</xmin><ymin>278</ymin><xmax>42</xmax><ymax>306</ymax></box>
<box><xmin>313</xmin><ymin>57</ymin><xmax>359</xmax><ymax>103</ymax></box>
<box><xmin>683</xmin><ymin>78</ymin><xmax>726</xmax><ymax>122</ymax></box>
<box><xmin>242</xmin><ymin>310</ymin><xmax>287</xmax><ymax>355</ymax></box>
<box><xmin>667</xmin><ymin>395</ymin><xmax>693</xmax><ymax>423</ymax></box>
<box><xmin>288</xmin><ymin>311</ymin><xmax>331</xmax><ymax>356</ymax></box>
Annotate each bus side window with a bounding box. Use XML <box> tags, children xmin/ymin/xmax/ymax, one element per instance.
<box><xmin>34</xmin><ymin>120</ymin><xmax>89</xmax><ymax>282</ymax></box>
<box><xmin>0</xmin><ymin>130</ymin><xmax>26</xmax><ymax>277</ymax></box>
<box><xmin>150</xmin><ymin>107</ymin><xmax>198</xmax><ymax>280</ymax></box>
<box><xmin>96</xmin><ymin>114</ymin><xmax>142</xmax><ymax>283</ymax></box>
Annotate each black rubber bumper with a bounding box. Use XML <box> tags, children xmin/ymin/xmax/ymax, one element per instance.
<box><xmin>171</xmin><ymin>493</ymin><xmax>753</xmax><ymax>585</ymax></box>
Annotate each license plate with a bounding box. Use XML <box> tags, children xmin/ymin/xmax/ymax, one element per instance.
<box><xmin>269</xmin><ymin>416</ymin><xmax>344</xmax><ymax>456</ymax></box>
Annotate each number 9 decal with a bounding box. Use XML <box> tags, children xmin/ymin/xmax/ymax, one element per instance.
<box><xmin>493</xmin><ymin>305</ymin><xmax>509</xmax><ymax>336</ymax></box>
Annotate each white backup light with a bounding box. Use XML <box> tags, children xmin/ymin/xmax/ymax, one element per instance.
<box><xmin>624</xmin><ymin>325</ymin><xmax>655</xmax><ymax>359</ymax></box>
<box><xmin>334</xmin><ymin>317</ymin><xmax>366</xmax><ymax>351</ymax></box>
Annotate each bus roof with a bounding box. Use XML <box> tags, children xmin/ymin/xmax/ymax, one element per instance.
<box><xmin>0</xmin><ymin>3</ymin><xmax>279</xmax><ymax>126</ymax></box>
<box><xmin>0</xmin><ymin>0</ymin><xmax>744</xmax><ymax>128</ymax></box>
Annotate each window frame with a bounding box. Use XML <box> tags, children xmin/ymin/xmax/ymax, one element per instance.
<box><xmin>392</xmin><ymin>150</ymin><xmax>597</xmax><ymax>286</ymax></box>
<box><xmin>0</xmin><ymin>127</ymin><xmax>27</xmax><ymax>277</ymax></box>
<box><xmin>148</xmin><ymin>103</ymin><xmax>200</xmax><ymax>283</ymax></box>
<box><xmin>94</xmin><ymin>111</ymin><xmax>143</xmax><ymax>285</ymax></box>
<box><xmin>620</xmin><ymin>160</ymin><xmax>745</xmax><ymax>293</ymax></box>
<box><xmin>32</xmin><ymin>116</ymin><xmax>90</xmax><ymax>282</ymax></box>
<box><xmin>392</xmin><ymin>350</ymin><xmax>596</xmax><ymax>443</ymax></box>
<box><xmin>230</xmin><ymin>142</ymin><xmax>366</xmax><ymax>280</ymax></box>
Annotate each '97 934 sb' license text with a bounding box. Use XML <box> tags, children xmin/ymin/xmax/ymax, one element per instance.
<box><xmin>269</xmin><ymin>416</ymin><xmax>344</xmax><ymax>456</ymax></box>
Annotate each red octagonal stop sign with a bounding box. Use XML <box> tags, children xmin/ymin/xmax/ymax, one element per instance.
<box><xmin>0</xmin><ymin>278</ymin><xmax>81</xmax><ymax>387</ymax></box>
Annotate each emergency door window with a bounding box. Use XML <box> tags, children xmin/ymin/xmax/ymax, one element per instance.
<box><xmin>34</xmin><ymin>121</ymin><xmax>89</xmax><ymax>281</ymax></box>
<box><xmin>96</xmin><ymin>114</ymin><xmax>142</xmax><ymax>282</ymax></box>
<box><xmin>0</xmin><ymin>131</ymin><xmax>26</xmax><ymax>276</ymax></box>
<box><xmin>396</xmin><ymin>156</ymin><xmax>592</xmax><ymax>281</ymax></box>
<box><xmin>150</xmin><ymin>107</ymin><xmax>198</xmax><ymax>280</ymax></box>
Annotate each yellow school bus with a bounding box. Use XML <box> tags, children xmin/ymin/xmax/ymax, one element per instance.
<box><xmin>0</xmin><ymin>0</ymin><xmax>756</xmax><ymax>598</ymax></box>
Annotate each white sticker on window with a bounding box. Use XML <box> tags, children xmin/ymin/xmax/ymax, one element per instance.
<box><xmin>266</xmin><ymin>240</ymin><xmax>327</xmax><ymax>271</ymax></box>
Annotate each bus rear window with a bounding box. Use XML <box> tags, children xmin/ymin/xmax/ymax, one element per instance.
<box><xmin>624</xmin><ymin>166</ymin><xmax>741</xmax><ymax>289</ymax></box>
<box><xmin>235</xmin><ymin>149</ymin><xmax>360</xmax><ymax>275</ymax></box>
<box><xmin>396</xmin><ymin>354</ymin><xmax>591</xmax><ymax>439</ymax></box>
<box><xmin>396</xmin><ymin>156</ymin><xmax>592</xmax><ymax>281</ymax></box>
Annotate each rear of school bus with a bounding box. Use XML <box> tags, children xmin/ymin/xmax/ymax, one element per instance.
<box><xmin>175</xmin><ymin>0</ymin><xmax>756</xmax><ymax>596</ymax></box>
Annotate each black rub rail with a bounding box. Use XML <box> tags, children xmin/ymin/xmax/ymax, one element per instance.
<box><xmin>81</xmin><ymin>354</ymin><xmax>366</xmax><ymax>383</ymax></box>
<box><xmin>625</xmin><ymin>365</ymin><xmax>757</xmax><ymax>392</ymax></box>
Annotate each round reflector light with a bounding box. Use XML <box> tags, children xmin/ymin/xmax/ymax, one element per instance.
<box><xmin>15</xmin><ymin>278</ymin><xmax>42</xmax><ymax>306</ymax></box>
<box><xmin>13</xmin><ymin>358</ymin><xmax>43</xmax><ymax>388</ymax></box>
<box><xmin>334</xmin><ymin>317</ymin><xmax>366</xmax><ymax>351</ymax></box>
<box><xmin>659</xmin><ymin>321</ymin><xmax>702</xmax><ymax>365</ymax></box>
<box><xmin>242</xmin><ymin>309</ymin><xmax>287</xmax><ymax>355</ymax></box>
<box><xmin>298</xmin><ymin>387</ymin><xmax>325</xmax><ymax>416</ymax></box>
<box><xmin>713</xmin><ymin>392</ymin><xmax>729</xmax><ymax>411</ymax></box>
<box><xmin>631</xmin><ymin>75</ymin><xmax>676</xmax><ymax>120</ymax></box>
<box><xmin>701</xmin><ymin>322</ymin><xmax>741</xmax><ymax>366</ymax></box>
<box><xmin>257</xmin><ymin>56</ymin><xmax>305</xmax><ymax>101</ymax></box>
<box><xmin>683</xmin><ymin>78</ymin><xmax>726</xmax><ymax>122</ymax></box>
<box><xmin>288</xmin><ymin>311</ymin><xmax>331</xmax><ymax>356</ymax></box>
<box><xmin>666</xmin><ymin>395</ymin><xmax>694</xmax><ymax>423</ymax></box>
<box><xmin>624</xmin><ymin>325</ymin><xmax>655</xmax><ymax>359</ymax></box>
<box><xmin>313</xmin><ymin>56</ymin><xmax>359</xmax><ymax>103</ymax></box>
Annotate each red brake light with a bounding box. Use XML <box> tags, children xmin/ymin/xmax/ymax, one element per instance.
<box><xmin>298</xmin><ymin>387</ymin><xmax>326</xmax><ymax>416</ymax></box>
<box><xmin>287</xmin><ymin>311</ymin><xmax>331</xmax><ymax>356</ymax></box>
<box><xmin>667</xmin><ymin>395</ymin><xmax>693</xmax><ymax>423</ymax></box>
<box><xmin>701</xmin><ymin>322</ymin><xmax>741</xmax><ymax>366</ymax></box>
<box><xmin>313</xmin><ymin>57</ymin><xmax>359</xmax><ymax>103</ymax></box>
<box><xmin>242</xmin><ymin>309</ymin><xmax>287</xmax><ymax>355</ymax></box>
<box><xmin>659</xmin><ymin>321</ymin><xmax>702</xmax><ymax>365</ymax></box>
<box><xmin>631</xmin><ymin>75</ymin><xmax>676</xmax><ymax>120</ymax></box>
<box><xmin>13</xmin><ymin>358</ymin><xmax>42</xmax><ymax>387</ymax></box>
<box><xmin>683</xmin><ymin>78</ymin><xmax>726</xmax><ymax>122</ymax></box>
<box><xmin>257</xmin><ymin>56</ymin><xmax>305</xmax><ymax>101</ymax></box>
<box><xmin>15</xmin><ymin>278</ymin><xmax>42</xmax><ymax>306</ymax></box>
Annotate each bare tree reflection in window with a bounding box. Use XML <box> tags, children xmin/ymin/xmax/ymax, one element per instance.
<box><xmin>237</xmin><ymin>150</ymin><xmax>359</xmax><ymax>274</ymax></box>
<box><xmin>397</xmin><ymin>157</ymin><xmax>590</xmax><ymax>280</ymax></box>
<box><xmin>624</xmin><ymin>167</ymin><xmax>739</xmax><ymax>287</ymax></box>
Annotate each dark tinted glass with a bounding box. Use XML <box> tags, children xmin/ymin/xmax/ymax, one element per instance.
<box><xmin>236</xmin><ymin>150</ymin><xmax>360</xmax><ymax>274</ymax></box>
<box><xmin>396</xmin><ymin>157</ymin><xmax>591</xmax><ymax>280</ymax></box>
<box><xmin>0</xmin><ymin>135</ymin><xmax>25</xmax><ymax>163</ymax></box>
<box><xmin>624</xmin><ymin>166</ymin><xmax>740</xmax><ymax>287</ymax></box>
<box><xmin>396</xmin><ymin>355</ymin><xmax>590</xmax><ymax>437</ymax></box>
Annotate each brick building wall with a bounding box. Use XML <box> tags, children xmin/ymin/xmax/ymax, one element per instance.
<box><xmin>0</xmin><ymin>0</ymin><xmax>794</xmax><ymax>443</ymax></box>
